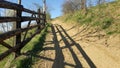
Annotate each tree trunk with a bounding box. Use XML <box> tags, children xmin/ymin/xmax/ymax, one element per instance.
<box><xmin>81</xmin><ymin>0</ymin><xmax>87</xmax><ymax>14</ymax></box>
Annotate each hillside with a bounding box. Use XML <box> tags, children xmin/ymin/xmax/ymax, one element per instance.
<box><xmin>60</xmin><ymin>1</ymin><xmax>120</xmax><ymax>35</ymax></box>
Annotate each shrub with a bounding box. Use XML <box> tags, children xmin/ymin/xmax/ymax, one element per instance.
<box><xmin>102</xmin><ymin>18</ymin><xmax>113</xmax><ymax>29</ymax></box>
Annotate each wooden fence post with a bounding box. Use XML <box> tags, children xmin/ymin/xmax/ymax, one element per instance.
<box><xmin>43</xmin><ymin>12</ymin><xmax>46</xmax><ymax>27</ymax></box>
<box><xmin>15</xmin><ymin>9</ymin><xmax>22</xmax><ymax>57</ymax></box>
<box><xmin>37</xmin><ymin>8</ymin><xmax>41</xmax><ymax>30</ymax></box>
<box><xmin>43</xmin><ymin>0</ymin><xmax>46</xmax><ymax>26</ymax></box>
<box><xmin>15</xmin><ymin>0</ymin><xmax>22</xmax><ymax>57</ymax></box>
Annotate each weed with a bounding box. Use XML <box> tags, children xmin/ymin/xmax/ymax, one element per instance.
<box><xmin>107</xmin><ymin>31</ymin><xmax>116</xmax><ymax>35</ymax></box>
<box><xmin>102</xmin><ymin>18</ymin><xmax>113</xmax><ymax>29</ymax></box>
<box><xmin>92</xmin><ymin>21</ymin><xmax>100</xmax><ymax>26</ymax></box>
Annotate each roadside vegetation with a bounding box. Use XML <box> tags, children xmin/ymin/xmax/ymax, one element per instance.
<box><xmin>0</xmin><ymin>23</ymin><xmax>51</xmax><ymax>68</ymax></box>
<box><xmin>60</xmin><ymin>0</ymin><xmax>120</xmax><ymax>35</ymax></box>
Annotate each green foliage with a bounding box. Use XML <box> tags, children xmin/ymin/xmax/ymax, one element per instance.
<box><xmin>0</xmin><ymin>54</ymin><xmax>14</xmax><ymax>68</ymax></box>
<box><xmin>107</xmin><ymin>31</ymin><xmax>116</xmax><ymax>35</ymax></box>
<box><xmin>60</xmin><ymin>0</ymin><xmax>120</xmax><ymax>35</ymax></box>
<box><xmin>82</xmin><ymin>17</ymin><xmax>92</xmax><ymax>24</ymax></box>
<box><xmin>102</xmin><ymin>18</ymin><xmax>113</xmax><ymax>29</ymax></box>
<box><xmin>107</xmin><ymin>31</ymin><xmax>120</xmax><ymax>35</ymax></box>
<box><xmin>46</xmin><ymin>12</ymin><xmax>51</xmax><ymax>22</ymax></box>
<box><xmin>63</xmin><ymin>14</ymin><xmax>73</xmax><ymax>22</ymax></box>
<box><xmin>0</xmin><ymin>45</ymin><xmax>8</xmax><ymax>54</ymax></box>
<box><xmin>92</xmin><ymin>21</ymin><xmax>100</xmax><ymax>26</ymax></box>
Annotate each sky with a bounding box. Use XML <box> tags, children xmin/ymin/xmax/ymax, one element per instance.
<box><xmin>5</xmin><ymin>0</ymin><xmax>114</xmax><ymax>18</ymax></box>
<box><xmin>0</xmin><ymin>0</ymin><xmax>65</xmax><ymax>31</ymax></box>
<box><xmin>47</xmin><ymin>0</ymin><xmax>64</xmax><ymax>18</ymax></box>
<box><xmin>7</xmin><ymin>0</ymin><xmax>65</xmax><ymax>18</ymax></box>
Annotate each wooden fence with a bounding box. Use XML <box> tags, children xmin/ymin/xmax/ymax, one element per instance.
<box><xmin>0</xmin><ymin>1</ymin><xmax>46</xmax><ymax>61</ymax></box>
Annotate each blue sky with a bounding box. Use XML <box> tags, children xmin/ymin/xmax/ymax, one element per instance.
<box><xmin>6</xmin><ymin>0</ymin><xmax>114</xmax><ymax>18</ymax></box>
<box><xmin>47</xmin><ymin>0</ymin><xmax>64</xmax><ymax>18</ymax></box>
<box><xmin>7</xmin><ymin>0</ymin><xmax>65</xmax><ymax>18</ymax></box>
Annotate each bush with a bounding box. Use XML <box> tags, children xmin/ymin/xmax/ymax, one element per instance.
<box><xmin>102</xmin><ymin>18</ymin><xmax>113</xmax><ymax>29</ymax></box>
<box><xmin>107</xmin><ymin>31</ymin><xmax>116</xmax><ymax>35</ymax></box>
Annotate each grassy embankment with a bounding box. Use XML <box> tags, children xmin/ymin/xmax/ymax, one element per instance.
<box><xmin>60</xmin><ymin>1</ymin><xmax>120</xmax><ymax>35</ymax></box>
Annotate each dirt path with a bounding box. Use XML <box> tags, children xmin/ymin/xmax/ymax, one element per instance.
<box><xmin>33</xmin><ymin>20</ymin><xmax>120</xmax><ymax>68</ymax></box>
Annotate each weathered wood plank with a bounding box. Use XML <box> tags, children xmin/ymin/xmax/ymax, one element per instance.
<box><xmin>0</xmin><ymin>17</ymin><xmax>44</xmax><ymax>23</ymax></box>
<box><xmin>0</xmin><ymin>41</ymin><xmax>12</xmax><ymax>49</ymax></box>
<box><xmin>0</xmin><ymin>30</ymin><xmax>41</xmax><ymax>61</ymax></box>
<box><xmin>23</xmin><ymin>8</ymin><xmax>38</xmax><ymax>14</ymax></box>
<box><xmin>0</xmin><ymin>23</ymin><xmax>43</xmax><ymax>41</ymax></box>
<box><xmin>0</xmin><ymin>1</ymin><xmax>43</xmax><ymax>14</ymax></box>
<box><xmin>22</xmin><ymin>17</ymin><xmax>44</xmax><ymax>22</ymax></box>
<box><xmin>22</xmin><ymin>14</ymin><xmax>34</xmax><ymax>41</ymax></box>
<box><xmin>0</xmin><ymin>17</ymin><xmax>21</xmax><ymax>23</ymax></box>
<box><xmin>0</xmin><ymin>1</ymin><xmax>23</xmax><ymax>10</ymax></box>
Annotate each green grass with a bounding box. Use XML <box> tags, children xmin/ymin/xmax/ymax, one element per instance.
<box><xmin>0</xmin><ymin>23</ymin><xmax>51</xmax><ymax>68</ymax></box>
<box><xmin>107</xmin><ymin>31</ymin><xmax>116</xmax><ymax>35</ymax></box>
<box><xmin>10</xmin><ymin>24</ymin><xmax>50</xmax><ymax>68</ymax></box>
<box><xmin>60</xmin><ymin>0</ymin><xmax>120</xmax><ymax>35</ymax></box>
<box><xmin>102</xmin><ymin>18</ymin><xmax>113</xmax><ymax>29</ymax></box>
<box><xmin>0</xmin><ymin>53</ymin><xmax>15</xmax><ymax>68</ymax></box>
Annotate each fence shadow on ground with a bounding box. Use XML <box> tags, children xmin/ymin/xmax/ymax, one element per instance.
<box><xmin>22</xmin><ymin>24</ymin><xmax>96</xmax><ymax>68</ymax></box>
<box><xmin>57</xmin><ymin>24</ymin><xmax>96</xmax><ymax>68</ymax></box>
<box><xmin>17</xmin><ymin>28</ymin><xmax>47</xmax><ymax>68</ymax></box>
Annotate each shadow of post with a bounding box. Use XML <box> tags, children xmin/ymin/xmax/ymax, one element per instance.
<box><xmin>58</xmin><ymin>25</ymin><xmax>96</xmax><ymax>68</ymax></box>
<box><xmin>55</xmin><ymin>25</ymin><xmax>83</xmax><ymax>68</ymax></box>
<box><xmin>51</xmin><ymin>25</ymin><xmax>65</xmax><ymax>68</ymax></box>
<box><xmin>17</xmin><ymin>27</ymin><xmax>48</xmax><ymax>68</ymax></box>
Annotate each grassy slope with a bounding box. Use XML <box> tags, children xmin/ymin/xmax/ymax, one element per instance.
<box><xmin>60</xmin><ymin>1</ymin><xmax>120</xmax><ymax>35</ymax></box>
<box><xmin>0</xmin><ymin>24</ymin><xmax>50</xmax><ymax>68</ymax></box>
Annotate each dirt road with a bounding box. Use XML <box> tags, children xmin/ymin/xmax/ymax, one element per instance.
<box><xmin>33</xmin><ymin>20</ymin><xmax>120</xmax><ymax>68</ymax></box>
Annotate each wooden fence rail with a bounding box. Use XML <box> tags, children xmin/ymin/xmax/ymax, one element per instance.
<box><xmin>0</xmin><ymin>1</ymin><xmax>46</xmax><ymax>61</ymax></box>
<box><xmin>0</xmin><ymin>17</ymin><xmax>44</xmax><ymax>22</ymax></box>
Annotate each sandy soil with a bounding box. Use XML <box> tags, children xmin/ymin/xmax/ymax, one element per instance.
<box><xmin>33</xmin><ymin>19</ymin><xmax>120</xmax><ymax>68</ymax></box>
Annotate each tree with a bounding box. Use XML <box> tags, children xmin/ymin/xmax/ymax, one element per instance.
<box><xmin>62</xmin><ymin>0</ymin><xmax>77</xmax><ymax>14</ymax></box>
<box><xmin>6</xmin><ymin>9</ymin><xmax>16</xmax><ymax>30</ymax></box>
<box><xmin>69</xmin><ymin>0</ymin><xmax>81</xmax><ymax>10</ymax></box>
<box><xmin>0</xmin><ymin>9</ymin><xmax>16</xmax><ymax>32</ymax></box>
<box><xmin>80</xmin><ymin>0</ymin><xmax>87</xmax><ymax>14</ymax></box>
<box><xmin>88</xmin><ymin>0</ymin><xmax>92</xmax><ymax>7</ymax></box>
<box><xmin>81</xmin><ymin>0</ymin><xmax>87</xmax><ymax>9</ymax></box>
<box><xmin>98</xmin><ymin>0</ymin><xmax>106</xmax><ymax>5</ymax></box>
<box><xmin>62</xmin><ymin>0</ymin><xmax>88</xmax><ymax>14</ymax></box>
<box><xmin>46</xmin><ymin>12</ymin><xmax>51</xmax><ymax>22</ymax></box>
<box><xmin>62</xmin><ymin>1</ymin><xmax>72</xmax><ymax>14</ymax></box>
